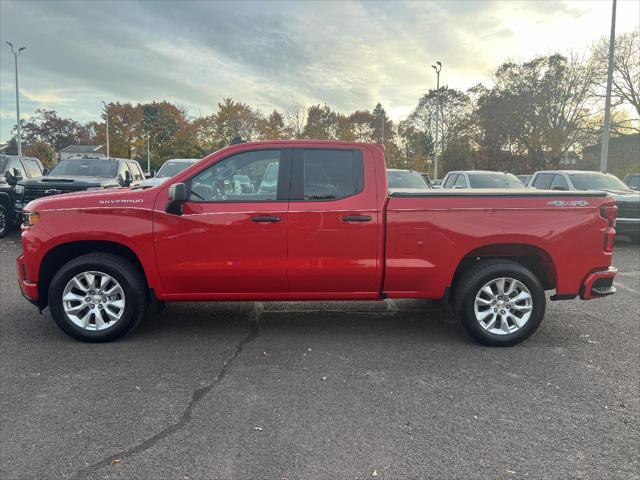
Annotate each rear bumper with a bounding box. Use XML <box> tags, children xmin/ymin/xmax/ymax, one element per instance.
<box><xmin>16</xmin><ymin>254</ymin><xmax>39</xmax><ymax>305</ymax></box>
<box><xmin>580</xmin><ymin>267</ymin><xmax>617</xmax><ymax>300</ymax></box>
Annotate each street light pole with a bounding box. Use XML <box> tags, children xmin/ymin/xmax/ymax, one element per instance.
<box><xmin>600</xmin><ymin>0</ymin><xmax>617</xmax><ymax>172</ymax></box>
<box><xmin>6</xmin><ymin>42</ymin><xmax>26</xmax><ymax>156</ymax></box>
<box><xmin>147</xmin><ymin>131</ymin><xmax>151</xmax><ymax>175</ymax></box>
<box><xmin>101</xmin><ymin>101</ymin><xmax>110</xmax><ymax>158</ymax></box>
<box><xmin>431</xmin><ymin>61</ymin><xmax>442</xmax><ymax>180</ymax></box>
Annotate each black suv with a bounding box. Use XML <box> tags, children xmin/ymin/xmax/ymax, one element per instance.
<box><xmin>0</xmin><ymin>155</ymin><xmax>44</xmax><ymax>237</ymax></box>
<box><xmin>15</xmin><ymin>156</ymin><xmax>146</xmax><ymax>215</ymax></box>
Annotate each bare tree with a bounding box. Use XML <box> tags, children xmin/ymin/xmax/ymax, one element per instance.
<box><xmin>285</xmin><ymin>103</ymin><xmax>307</xmax><ymax>139</ymax></box>
<box><xmin>592</xmin><ymin>30</ymin><xmax>640</xmax><ymax>131</ymax></box>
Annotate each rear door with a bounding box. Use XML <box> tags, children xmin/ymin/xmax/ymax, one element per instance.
<box><xmin>287</xmin><ymin>147</ymin><xmax>380</xmax><ymax>296</ymax></box>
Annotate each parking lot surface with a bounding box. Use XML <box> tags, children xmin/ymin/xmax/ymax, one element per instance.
<box><xmin>1</xmin><ymin>230</ymin><xmax>638</xmax><ymax>479</ymax></box>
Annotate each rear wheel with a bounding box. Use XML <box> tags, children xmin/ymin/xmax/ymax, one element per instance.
<box><xmin>48</xmin><ymin>253</ymin><xmax>147</xmax><ymax>342</ymax></box>
<box><xmin>454</xmin><ymin>260</ymin><xmax>545</xmax><ymax>346</ymax></box>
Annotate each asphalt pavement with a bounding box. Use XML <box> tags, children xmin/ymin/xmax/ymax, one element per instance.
<box><xmin>1</xmin><ymin>229</ymin><xmax>638</xmax><ymax>479</ymax></box>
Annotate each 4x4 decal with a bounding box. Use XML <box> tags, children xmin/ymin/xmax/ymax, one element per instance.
<box><xmin>547</xmin><ymin>200</ymin><xmax>590</xmax><ymax>207</ymax></box>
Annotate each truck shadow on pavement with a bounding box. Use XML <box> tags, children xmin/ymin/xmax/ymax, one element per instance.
<box><xmin>128</xmin><ymin>298</ymin><xmax>468</xmax><ymax>347</ymax></box>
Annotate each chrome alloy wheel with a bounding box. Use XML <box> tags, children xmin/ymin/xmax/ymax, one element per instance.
<box><xmin>473</xmin><ymin>277</ymin><xmax>533</xmax><ymax>335</ymax></box>
<box><xmin>62</xmin><ymin>271</ymin><xmax>126</xmax><ymax>331</ymax></box>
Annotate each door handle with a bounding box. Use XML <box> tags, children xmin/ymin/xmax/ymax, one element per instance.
<box><xmin>341</xmin><ymin>215</ymin><xmax>372</xmax><ymax>222</ymax></box>
<box><xmin>251</xmin><ymin>216</ymin><xmax>281</xmax><ymax>223</ymax></box>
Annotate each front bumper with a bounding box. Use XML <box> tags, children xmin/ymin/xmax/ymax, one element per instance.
<box><xmin>16</xmin><ymin>254</ymin><xmax>39</xmax><ymax>305</ymax></box>
<box><xmin>580</xmin><ymin>267</ymin><xmax>617</xmax><ymax>300</ymax></box>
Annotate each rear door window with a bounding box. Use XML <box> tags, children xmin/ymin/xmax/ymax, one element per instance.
<box><xmin>532</xmin><ymin>173</ymin><xmax>554</xmax><ymax>189</ymax></box>
<box><xmin>292</xmin><ymin>149</ymin><xmax>363</xmax><ymax>201</ymax></box>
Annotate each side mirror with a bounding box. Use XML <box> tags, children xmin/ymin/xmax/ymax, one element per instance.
<box><xmin>166</xmin><ymin>183</ymin><xmax>188</xmax><ymax>215</ymax></box>
<box><xmin>42</xmin><ymin>168</ymin><xmax>49</xmax><ymax>176</ymax></box>
<box><xmin>5</xmin><ymin>170</ymin><xmax>17</xmax><ymax>186</ymax></box>
<box><xmin>120</xmin><ymin>172</ymin><xmax>132</xmax><ymax>187</ymax></box>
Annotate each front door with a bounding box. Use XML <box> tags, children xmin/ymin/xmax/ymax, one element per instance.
<box><xmin>286</xmin><ymin>148</ymin><xmax>380</xmax><ymax>296</ymax></box>
<box><xmin>154</xmin><ymin>148</ymin><xmax>291</xmax><ymax>296</ymax></box>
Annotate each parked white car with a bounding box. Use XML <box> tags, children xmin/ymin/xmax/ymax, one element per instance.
<box><xmin>440</xmin><ymin>170</ymin><xmax>524</xmax><ymax>189</ymax></box>
<box><xmin>136</xmin><ymin>158</ymin><xmax>200</xmax><ymax>187</ymax></box>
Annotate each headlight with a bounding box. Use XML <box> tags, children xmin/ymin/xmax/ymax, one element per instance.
<box><xmin>15</xmin><ymin>185</ymin><xmax>24</xmax><ymax>195</ymax></box>
<box><xmin>23</xmin><ymin>211</ymin><xmax>40</xmax><ymax>227</ymax></box>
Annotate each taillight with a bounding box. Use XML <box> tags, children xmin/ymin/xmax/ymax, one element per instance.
<box><xmin>601</xmin><ymin>205</ymin><xmax>617</xmax><ymax>252</ymax></box>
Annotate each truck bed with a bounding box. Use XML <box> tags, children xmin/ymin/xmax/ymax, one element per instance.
<box><xmin>384</xmin><ymin>188</ymin><xmax>614</xmax><ymax>300</ymax></box>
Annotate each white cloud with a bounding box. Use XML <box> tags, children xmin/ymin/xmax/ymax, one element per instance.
<box><xmin>0</xmin><ymin>0</ymin><xmax>638</xmax><ymax>142</ymax></box>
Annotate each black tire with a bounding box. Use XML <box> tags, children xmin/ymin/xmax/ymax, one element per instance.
<box><xmin>0</xmin><ymin>204</ymin><xmax>10</xmax><ymax>238</ymax></box>
<box><xmin>453</xmin><ymin>259</ymin><xmax>546</xmax><ymax>347</ymax></box>
<box><xmin>48</xmin><ymin>253</ymin><xmax>148</xmax><ymax>342</ymax></box>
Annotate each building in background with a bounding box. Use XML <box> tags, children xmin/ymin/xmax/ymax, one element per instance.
<box><xmin>59</xmin><ymin>144</ymin><xmax>105</xmax><ymax>160</ymax></box>
<box><xmin>581</xmin><ymin>134</ymin><xmax>640</xmax><ymax>177</ymax></box>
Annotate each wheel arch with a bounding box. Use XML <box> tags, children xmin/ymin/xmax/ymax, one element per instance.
<box><xmin>450</xmin><ymin>243</ymin><xmax>557</xmax><ymax>294</ymax></box>
<box><xmin>38</xmin><ymin>240</ymin><xmax>149</xmax><ymax>307</ymax></box>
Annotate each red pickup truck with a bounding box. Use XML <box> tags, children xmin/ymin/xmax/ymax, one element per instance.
<box><xmin>17</xmin><ymin>141</ymin><xmax>618</xmax><ymax>346</ymax></box>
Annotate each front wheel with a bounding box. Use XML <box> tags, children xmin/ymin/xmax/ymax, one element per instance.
<box><xmin>0</xmin><ymin>204</ymin><xmax>10</xmax><ymax>238</ymax></box>
<box><xmin>453</xmin><ymin>260</ymin><xmax>546</xmax><ymax>347</ymax></box>
<box><xmin>48</xmin><ymin>253</ymin><xmax>147</xmax><ymax>342</ymax></box>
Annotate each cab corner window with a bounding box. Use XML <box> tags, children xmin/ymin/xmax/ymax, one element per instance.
<box><xmin>188</xmin><ymin>149</ymin><xmax>283</xmax><ymax>202</ymax></box>
<box><xmin>298</xmin><ymin>149</ymin><xmax>363</xmax><ymax>201</ymax></box>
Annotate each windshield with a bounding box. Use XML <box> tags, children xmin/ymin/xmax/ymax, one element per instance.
<box><xmin>469</xmin><ymin>173</ymin><xmax>524</xmax><ymax>189</ymax></box>
<box><xmin>49</xmin><ymin>159</ymin><xmax>118</xmax><ymax>178</ymax></box>
<box><xmin>569</xmin><ymin>173</ymin><xmax>630</xmax><ymax>191</ymax></box>
<box><xmin>156</xmin><ymin>161</ymin><xmax>192</xmax><ymax>178</ymax></box>
<box><xmin>387</xmin><ymin>171</ymin><xmax>429</xmax><ymax>189</ymax></box>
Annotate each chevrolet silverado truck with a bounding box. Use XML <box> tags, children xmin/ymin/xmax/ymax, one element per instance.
<box><xmin>16</xmin><ymin>141</ymin><xmax>618</xmax><ymax>346</ymax></box>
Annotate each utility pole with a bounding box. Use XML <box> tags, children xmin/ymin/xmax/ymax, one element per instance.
<box><xmin>147</xmin><ymin>131</ymin><xmax>151</xmax><ymax>175</ymax></box>
<box><xmin>6</xmin><ymin>42</ymin><xmax>26</xmax><ymax>156</ymax></box>
<box><xmin>600</xmin><ymin>0</ymin><xmax>617</xmax><ymax>172</ymax></box>
<box><xmin>101</xmin><ymin>101</ymin><xmax>110</xmax><ymax>158</ymax></box>
<box><xmin>431</xmin><ymin>61</ymin><xmax>442</xmax><ymax>180</ymax></box>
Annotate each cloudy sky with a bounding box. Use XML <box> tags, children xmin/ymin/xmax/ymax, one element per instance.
<box><xmin>0</xmin><ymin>0</ymin><xmax>638</xmax><ymax>142</ymax></box>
